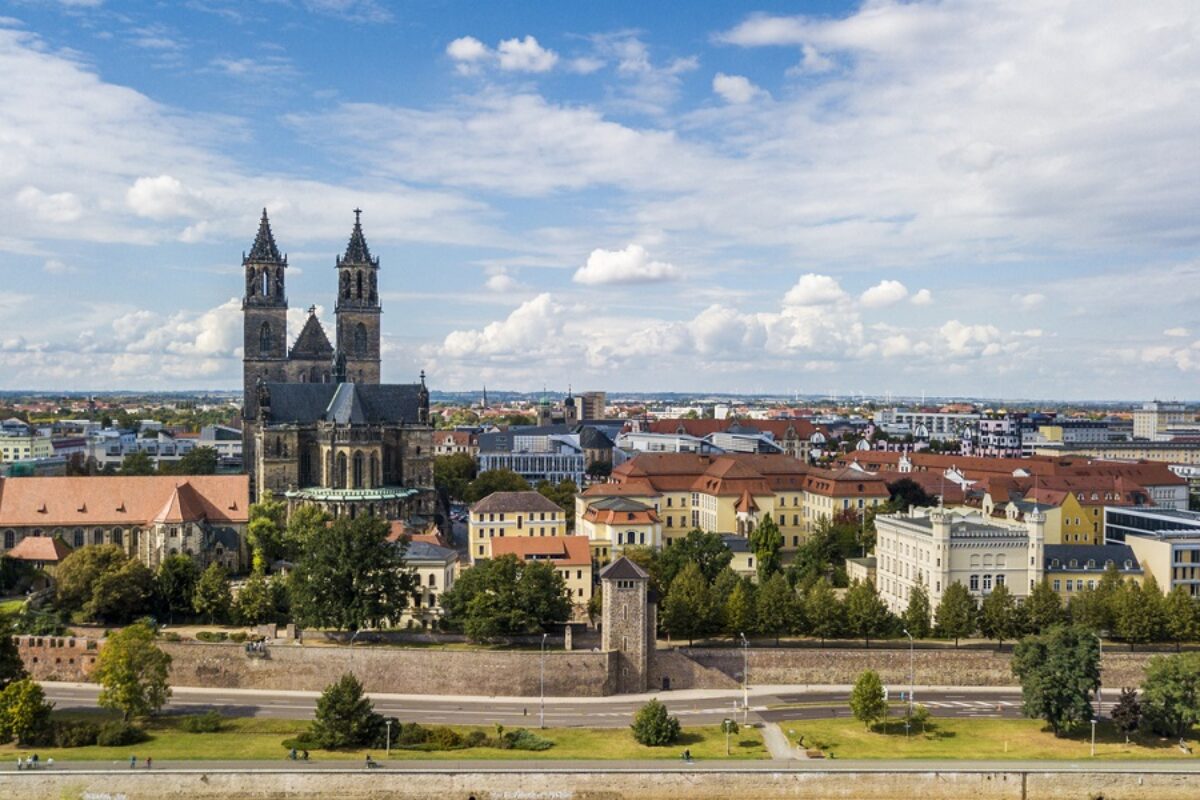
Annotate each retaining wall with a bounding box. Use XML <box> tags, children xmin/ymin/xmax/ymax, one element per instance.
<box><xmin>3</xmin><ymin>768</ymin><xmax>1198</xmax><ymax>800</ymax></box>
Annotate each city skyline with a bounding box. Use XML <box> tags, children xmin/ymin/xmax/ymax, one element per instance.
<box><xmin>1</xmin><ymin>1</ymin><xmax>1198</xmax><ymax>398</ymax></box>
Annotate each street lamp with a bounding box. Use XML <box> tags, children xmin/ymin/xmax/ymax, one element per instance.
<box><xmin>902</xmin><ymin>628</ymin><xmax>914</xmax><ymax>724</ymax></box>
<box><xmin>739</xmin><ymin>632</ymin><xmax>749</xmax><ymax>725</ymax></box>
<box><xmin>540</xmin><ymin>632</ymin><xmax>548</xmax><ymax>729</ymax></box>
<box><xmin>385</xmin><ymin>719</ymin><xmax>392</xmax><ymax>759</ymax></box>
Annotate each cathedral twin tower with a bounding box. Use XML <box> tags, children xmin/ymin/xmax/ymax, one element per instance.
<box><xmin>241</xmin><ymin>208</ymin><xmax>382</xmax><ymax>418</ymax></box>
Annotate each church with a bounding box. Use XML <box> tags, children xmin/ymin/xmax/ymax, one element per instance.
<box><xmin>240</xmin><ymin>209</ymin><xmax>435</xmax><ymax>522</ymax></box>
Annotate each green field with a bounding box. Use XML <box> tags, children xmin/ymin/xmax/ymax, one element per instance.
<box><xmin>0</xmin><ymin>714</ymin><xmax>767</xmax><ymax>762</ymax></box>
<box><xmin>784</xmin><ymin>717</ymin><xmax>1200</xmax><ymax>760</ymax></box>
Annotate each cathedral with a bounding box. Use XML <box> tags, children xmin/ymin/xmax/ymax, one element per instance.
<box><xmin>240</xmin><ymin>209</ymin><xmax>435</xmax><ymax>522</ymax></box>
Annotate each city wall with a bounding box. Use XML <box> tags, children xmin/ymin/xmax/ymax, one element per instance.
<box><xmin>18</xmin><ymin>638</ymin><xmax>1160</xmax><ymax>695</ymax></box>
<box><xmin>3</xmin><ymin>767</ymin><xmax>1198</xmax><ymax>800</ymax></box>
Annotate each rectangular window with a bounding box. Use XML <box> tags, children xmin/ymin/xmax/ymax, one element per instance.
<box><xmin>1052</xmin><ymin>580</ymin><xmax>1061</xmax><ymax>592</ymax></box>
<box><xmin>969</xmin><ymin>575</ymin><xmax>979</xmax><ymax>591</ymax></box>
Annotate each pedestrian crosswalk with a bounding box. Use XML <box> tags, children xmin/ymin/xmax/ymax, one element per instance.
<box><xmin>921</xmin><ymin>700</ymin><xmax>1017</xmax><ymax>709</ymax></box>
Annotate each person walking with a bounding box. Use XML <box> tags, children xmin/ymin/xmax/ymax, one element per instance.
<box><xmin>146</xmin><ymin>757</ymin><xmax>152</xmax><ymax>770</ymax></box>
<box><xmin>130</xmin><ymin>755</ymin><xmax>137</xmax><ymax>769</ymax></box>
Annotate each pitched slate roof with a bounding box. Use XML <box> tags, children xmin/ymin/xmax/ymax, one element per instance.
<box><xmin>1044</xmin><ymin>544</ymin><xmax>1141</xmax><ymax>573</ymax></box>
<box><xmin>264</xmin><ymin>382</ymin><xmax>423</xmax><ymax>425</ymax></box>
<box><xmin>289</xmin><ymin>313</ymin><xmax>334</xmax><ymax>359</ymax></box>
<box><xmin>599</xmin><ymin>556</ymin><xmax>649</xmax><ymax>581</ymax></box>
<box><xmin>470</xmin><ymin>491</ymin><xmax>562</xmax><ymax>514</ymax></box>
<box><xmin>578</xmin><ymin>426</ymin><xmax>615</xmax><ymax>450</ymax></box>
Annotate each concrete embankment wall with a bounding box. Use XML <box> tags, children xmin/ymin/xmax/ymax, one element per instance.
<box><xmin>4</xmin><ymin>768</ymin><xmax>1197</xmax><ymax>800</ymax></box>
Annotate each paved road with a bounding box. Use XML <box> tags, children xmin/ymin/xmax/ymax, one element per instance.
<box><xmin>3</xmin><ymin>758</ymin><xmax>1200</xmax><ymax>773</ymax></box>
<box><xmin>39</xmin><ymin>683</ymin><xmax>1122</xmax><ymax>728</ymax></box>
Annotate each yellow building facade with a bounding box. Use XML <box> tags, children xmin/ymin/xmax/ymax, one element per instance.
<box><xmin>468</xmin><ymin>490</ymin><xmax>567</xmax><ymax>564</ymax></box>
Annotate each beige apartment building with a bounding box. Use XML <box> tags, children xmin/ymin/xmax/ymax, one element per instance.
<box><xmin>468</xmin><ymin>490</ymin><xmax>567</xmax><ymax>563</ymax></box>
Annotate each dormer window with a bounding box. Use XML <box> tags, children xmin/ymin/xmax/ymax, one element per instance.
<box><xmin>1124</xmin><ymin>559</ymin><xmax>1132</xmax><ymax>569</ymax></box>
<box><xmin>1070</xmin><ymin>559</ymin><xmax>1078</xmax><ymax>568</ymax></box>
<box><xmin>1087</xmin><ymin>559</ymin><xmax>1096</xmax><ymax>569</ymax></box>
<box><xmin>1051</xmin><ymin>559</ymin><xmax>1060</xmax><ymax>568</ymax></box>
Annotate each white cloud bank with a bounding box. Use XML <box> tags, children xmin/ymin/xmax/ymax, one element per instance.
<box><xmin>573</xmin><ymin>244</ymin><xmax>682</xmax><ymax>285</ymax></box>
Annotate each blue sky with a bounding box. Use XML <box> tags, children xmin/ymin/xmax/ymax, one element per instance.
<box><xmin>1</xmin><ymin>0</ymin><xmax>1199</xmax><ymax>399</ymax></box>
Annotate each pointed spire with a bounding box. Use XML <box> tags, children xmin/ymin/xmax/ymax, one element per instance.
<box><xmin>247</xmin><ymin>208</ymin><xmax>283</xmax><ymax>263</ymax></box>
<box><xmin>341</xmin><ymin>207</ymin><xmax>374</xmax><ymax>265</ymax></box>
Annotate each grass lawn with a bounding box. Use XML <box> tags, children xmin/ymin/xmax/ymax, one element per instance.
<box><xmin>784</xmin><ymin>716</ymin><xmax>1200</xmax><ymax>760</ymax></box>
<box><xmin>0</xmin><ymin>713</ymin><xmax>767</xmax><ymax>762</ymax></box>
<box><xmin>0</xmin><ymin>599</ymin><xmax>25</xmax><ymax>615</ymax></box>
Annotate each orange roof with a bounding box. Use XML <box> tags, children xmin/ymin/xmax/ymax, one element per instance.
<box><xmin>584</xmin><ymin>506</ymin><xmax>660</xmax><ymax>525</ymax></box>
<box><xmin>735</xmin><ymin>489</ymin><xmax>758</xmax><ymax>513</ymax></box>
<box><xmin>837</xmin><ymin>451</ymin><xmax>1186</xmax><ymax>488</ymax></box>
<box><xmin>490</xmin><ymin>535</ymin><xmax>592</xmax><ymax>567</ymax></box>
<box><xmin>7</xmin><ymin>535</ymin><xmax>73</xmax><ymax>563</ymax></box>
<box><xmin>0</xmin><ymin>475</ymin><xmax>249</xmax><ymax>527</ymax></box>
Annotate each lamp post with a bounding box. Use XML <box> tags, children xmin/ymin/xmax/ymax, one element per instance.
<box><xmin>902</xmin><ymin>628</ymin><xmax>914</xmax><ymax>724</ymax></box>
<box><xmin>540</xmin><ymin>632</ymin><xmax>548</xmax><ymax>729</ymax></box>
<box><xmin>739</xmin><ymin>632</ymin><xmax>749</xmax><ymax>725</ymax></box>
<box><xmin>385</xmin><ymin>719</ymin><xmax>392</xmax><ymax>759</ymax></box>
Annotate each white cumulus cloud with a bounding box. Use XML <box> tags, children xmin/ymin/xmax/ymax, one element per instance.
<box><xmin>910</xmin><ymin>288</ymin><xmax>933</xmax><ymax>305</ymax></box>
<box><xmin>860</xmin><ymin>279</ymin><xmax>909</xmax><ymax>308</ymax></box>
<box><xmin>497</xmin><ymin>36</ymin><xmax>558</xmax><ymax>72</ymax></box>
<box><xmin>712</xmin><ymin>73</ymin><xmax>767</xmax><ymax>104</ymax></box>
<box><xmin>573</xmin><ymin>244</ymin><xmax>682</xmax><ymax>285</ymax></box>
<box><xmin>1164</xmin><ymin>327</ymin><xmax>1189</xmax><ymax>338</ymax></box>
<box><xmin>783</xmin><ymin>274</ymin><xmax>847</xmax><ymax>306</ymax></box>
<box><xmin>125</xmin><ymin>175</ymin><xmax>199</xmax><ymax>219</ymax></box>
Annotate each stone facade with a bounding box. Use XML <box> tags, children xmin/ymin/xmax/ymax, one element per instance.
<box><xmin>600</xmin><ymin>558</ymin><xmax>656</xmax><ymax>693</ymax></box>
<box><xmin>15</xmin><ymin>635</ymin><xmax>98</xmax><ymax>682</ymax></box>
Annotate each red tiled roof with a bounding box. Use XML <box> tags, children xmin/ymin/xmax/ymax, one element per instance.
<box><xmin>7</xmin><ymin>535</ymin><xmax>72</xmax><ymax>563</ymax></box>
<box><xmin>491</xmin><ymin>535</ymin><xmax>592</xmax><ymax>567</ymax></box>
<box><xmin>0</xmin><ymin>476</ymin><xmax>249</xmax><ymax>527</ymax></box>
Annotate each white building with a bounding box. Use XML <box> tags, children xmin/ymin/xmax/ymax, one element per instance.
<box><xmin>873</xmin><ymin>408</ymin><xmax>980</xmax><ymax>442</ymax></box>
<box><xmin>874</xmin><ymin>505</ymin><xmax>1045</xmax><ymax>616</ymax></box>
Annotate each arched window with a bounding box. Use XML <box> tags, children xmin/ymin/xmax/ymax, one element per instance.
<box><xmin>259</xmin><ymin>322</ymin><xmax>272</xmax><ymax>356</ymax></box>
<box><xmin>112</xmin><ymin>528</ymin><xmax>123</xmax><ymax>546</ymax></box>
<box><xmin>93</xmin><ymin>529</ymin><xmax>104</xmax><ymax>545</ymax></box>
<box><xmin>261</xmin><ymin>269</ymin><xmax>270</xmax><ymax>297</ymax></box>
<box><xmin>428</xmin><ymin>573</ymin><xmax>437</xmax><ymax>587</ymax></box>
<box><xmin>354</xmin><ymin>323</ymin><xmax>367</xmax><ymax>357</ymax></box>
<box><xmin>353</xmin><ymin>450</ymin><xmax>364</xmax><ymax>489</ymax></box>
<box><xmin>337</xmin><ymin>452</ymin><xmax>348</xmax><ymax>489</ymax></box>
<box><xmin>73</xmin><ymin>528</ymin><xmax>84</xmax><ymax>548</ymax></box>
<box><xmin>356</xmin><ymin>271</ymin><xmax>363</xmax><ymax>299</ymax></box>
<box><xmin>369</xmin><ymin>453</ymin><xmax>379</xmax><ymax>488</ymax></box>
<box><xmin>3</xmin><ymin>530</ymin><xmax>13</xmax><ymax>549</ymax></box>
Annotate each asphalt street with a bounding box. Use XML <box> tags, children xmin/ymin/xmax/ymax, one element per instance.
<box><xmin>38</xmin><ymin>682</ymin><xmax>1117</xmax><ymax>728</ymax></box>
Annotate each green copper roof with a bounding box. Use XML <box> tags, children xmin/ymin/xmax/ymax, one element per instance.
<box><xmin>283</xmin><ymin>486</ymin><xmax>420</xmax><ymax>502</ymax></box>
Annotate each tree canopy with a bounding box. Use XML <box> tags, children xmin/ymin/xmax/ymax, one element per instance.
<box><xmin>934</xmin><ymin>581</ymin><xmax>977</xmax><ymax>646</ymax></box>
<box><xmin>433</xmin><ymin>453</ymin><xmax>477</xmax><ymax>502</ymax></box>
<box><xmin>439</xmin><ymin>554</ymin><xmax>572</xmax><ymax>641</ymax></box>
<box><xmin>1011</xmin><ymin>625</ymin><xmax>1100</xmax><ymax>736</ymax></box>
<box><xmin>661</xmin><ymin>561</ymin><xmax>717</xmax><ymax>646</ymax></box>
<box><xmin>94</xmin><ymin>622</ymin><xmax>172</xmax><ymax>721</ymax></box>
<box><xmin>1141</xmin><ymin>652</ymin><xmax>1200</xmax><ymax>738</ymax></box>
<box><xmin>464</xmin><ymin>469</ymin><xmax>530</xmax><ymax>503</ymax></box>
<box><xmin>55</xmin><ymin>544</ymin><xmax>154</xmax><ymax>624</ymax></box>
<box><xmin>749</xmin><ymin>514</ymin><xmax>783</xmax><ymax>582</ymax></box>
<box><xmin>849</xmin><ymin>669</ymin><xmax>888</xmax><ymax>729</ymax></box>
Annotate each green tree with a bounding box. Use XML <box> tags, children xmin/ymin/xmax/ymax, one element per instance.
<box><xmin>845</xmin><ymin>578</ymin><xmax>892</xmax><ymax>648</ymax></box>
<box><xmin>0</xmin><ymin>679</ymin><xmax>53</xmax><ymax>745</ymax></box>
<box><xmin>755</xmin><ymin>572</ymin><xmax>796</xmax><ymax>645</ymax></box>
<box><xmin>155</xmin><ymin>555</ymin><xmax>199</xmax><ymax>624</ymax></box>
<box><xmin>309</xmin><ymin>673</ymin><xmax>382</xmax><ymax>749</ymax></box>
<box><xmin>1024</xmin><ymin>580</ymin><xmax>1065</xmax><ymax>634</ymax></box>
<box><xmin>283</xmin><ymin>503</ymin><xmax>331</xmax><ymax>560</ymax></box>
<box><xmin>234</xmin><ymin>571</ymin><xmax>281</xmax><ymax>625</ymax></box>
<box><xmin>172</xmin><ymin>446</ymin><xmax>218</xmax><ymax>475</ymax></box>
<box><xmin>192</xmin><ymin>562</ymin><xmax>232</xmax><ymax>624</ymax></box>
<box><xmin>1165</xmin><ymin>585</ymin><xmax>1200</xmax><ymax>651</ymax></box>
<box><xmin>55</xmin><ymin>544</ymin><xmax>131</xmax><ymax>614</ymax></box>
<box><xmin>0</xmin><ymin>615</ymin><xmax>26</xmax><ymax>690</ymax></box>
<box><xmin>661</xmin><ymin>561</ymin><xmax>716</xmax><ymax>646</ymax></box>
<box><xmin>804</xmin><ymin>578</ymin><xmax>844</xmax><ymax>644</ymax></box>
<box><xmin>934</xmin><ymin>581</ymin><xmax>977</xmax><ymax>647</ymax></box>
<box><xmin>464</xmin><ymin>469</ymin><xmax>531</xmax><ymax>503</ymax></box>
<box><xmin>902</xmin><ymin>580</ymin><xmax>932</xmax><ymax>639</ymax></box>
<box><xmin>55</xmin><ymin>544</ymin><xmax>154</xmax><ymax>623</ymax></box>
<box><xmin>979</xmin><ymin>582</ymin><xmax>1021</xmax><ymax>648</ymax></box>
<box><xmin>1113</xmin><ymin>577</ymin><xmax>1165</xmax><ymax>650</ymax></box>
<box><xmin>1011</xmin><ymin>625</ymin><xmax>1100</xmax><ymax>736</ymax></box>
<box><xmin>1067</xmin><ymin>585</ymin><xmax>1110</xmax><ymax>632</ymax></box>
<box><xmin>94</xmin><ymin>622</ymin><xmax>172</xmax><ymax>721</ymax></box>
<box><xmin>289</xmin><ymin>515</ymin><xmax>415</xmax><ymax>633</ymax></box>
<box><xmin>587</xmin><ymin>583</ymin><xmax>603</xmax><ymax>625</ymax></box>
<box><xmin>749</xmin><ymin>513</ymin><xmax>783</xmax><ymax>582</ymax></box>
<box><xmin>585</xmin><ymin>460</ymin><xmax>612</xmax><ymax>478</ymax></box>
<box><xmin>849</xmin><ymin>669</ymin><xmax>888</xmax><ymax>729</ymax></box>
<box><xmin>119</xmin><ymin>450</ymin><xmax>155</xmax><ymax>475</ymax></box>
<box><xmin>1111</xmin><ymin>687</ymin><xmax>1141</xmax><ymax>744</ymax></box>
<box><xmin>885</xmin><ymin>478</ymin><xmax>936</xmax><ymax>511</ymax></box>
<box><xmin>724</xmin><ymin>579</ymin><xmax>757</xmax><ymax>639</ymax></box>
<box><xmin>656</xmin><ymin>529</ymin><xmax>733</xmax><ymax>591</ymax></box>
<box><xmin>439</xmin><ymin>554</ymin><xmax>571</xmax><ymax>641</ymax></box>
<box><xmin>247</xmin><ymin>491</ymin><xmax>288</xmax><ymax>570</ymax></box>
<box><xmin>630</xmin><ymin>699</ymin><xmax>680</xmax><ymax>746</ymax></box>
<box><xmin>536</xmin><ymin>479</ymin><xmax>579</xmax><ymax>528</ymax></box>
<box><xmin>1141</xmin><ymin>652</ymin><xmax>1200</xmax><ymax>738</ymax></box>
<box><xmin>433</xmin><ymin>453</ymin><xmax>477</xmax><ymax>501</ymax></box>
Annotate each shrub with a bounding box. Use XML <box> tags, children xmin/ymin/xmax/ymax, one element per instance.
<box><xmin>394</xmin><ymin>721</ymin><xmax>428</xmax><ymax>745</ymax></box>
<box><xmin>179</xmin><ymin>710</ymin><xmax>224</xmax><ymax>733</ymax></box>
<box><xmin>229</xmin><ymin>632</ymin><xmax>248</xmax><ymax>644</ymax></box>
<box><xmin>631</xmin><ymin>699</ymin><xmax>680</xmax><ymax>746</ymax></box>
<box><xmin>97</xmin><ymin>720</ymin><xmax>145</xmax><ymax>746</ymax></box>
<box><xmin>426</xmin><ymin>726</ymin><xmax>462</xmax><ymax>750</ymax></box>
<box><xmin>463</xmin><ymin>730</ymin><xmax>487</xmax><ymax>748</ymax></box>
<box><xmin>503</xmin><ymin>729</ymin><xmax>553</xmax><ymax>751</ymax></box>
<box><xmin>161</xmin><ymin>632</ymin><xmax>181</xmax><ymax>642</ymax></box>
<box><xmin>309</xmin><ymin>673</ymin><xmax>382</xmax><ymax>749</ymax></box>
<box><xmin>51</xmin><ymin>719</ymin><xmax>99</xmax><ymax>748</ymax></box>
<box><xmin>195</xmin><ymin>631</ymin><xmax>228</xmax><ymax>643</ymax></box>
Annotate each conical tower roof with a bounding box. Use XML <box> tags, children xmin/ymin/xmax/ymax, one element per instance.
<box><xmin>341</xmin><ymin>208</ymin><xmax>375</xmax><ymax>265</ymax></box>
<box><xmin>246</xmin><ymin>208</ymin><xmax>283</xmax><ymax>263</ymax></box>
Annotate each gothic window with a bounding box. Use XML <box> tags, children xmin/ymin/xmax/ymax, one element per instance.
<box><xmin>337</xmin><ymin>452</ymin><xmax>348</xmax><ymax>489</ymax></box>
<box><xmin>370</xmin><ymin>453</ymin><xmax>379</xmax><ymax>488</ymax></box>
<box><xmin>259</xmin><ymin>322</ymin><xmax>272</xmax><ymax>356</ymax></box>
<box><xmin>275</xmin><ymin>437</ymin><xmax>283</xmax><ymax>457</ymax></box>
<box><xmin>356</xmin><ymin>270</ymin><xmax>363</xmax><ymax>299</ymax></box>
<box><xmin>73</xmin><ymin>528</ymin><xmax>84</xmax><ymax>548</ymax></box>
<box><xmin>354</xmin><ymin>323</ymin><xmax>367</xmax><ymax>358</ymax></box>
<box><xmin>3</xmin><ymin>530</ymin><xmax>12</xmax><ymax>549</ymax></box>
<box><xmin>93</xmin><ymin>529</ymin><xmax>104</xmax><ymax>545</ymax></box>
<box><xmin>353</xmin><ymin>450</ymin><xmax>364</xmax><ymax>489</ymax></box>
<box><xmin>261</xmin><ymin>269</ymin><xmax>270</xmax><ymax>297</ymax></box>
